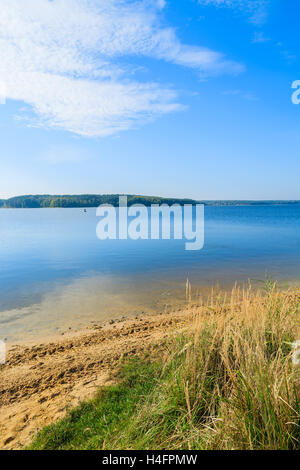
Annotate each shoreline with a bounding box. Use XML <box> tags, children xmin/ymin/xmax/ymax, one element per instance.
<box><xmin>2</xmin><ymin>194</ymin><xmax>300</xmax><ymax>210</ymax></box>
<box><xmin>0</xmin><ymin>281</ymin><xmax>239</xmax><ymax>345</ymax></box>
<box><xmin>3</xmin><ymin>277</ymin><xmax>300</xmax><ymax>346</ymax></box>
<box><xmin>1</xmin><ymin>285</ymin><xmax>299</xmax><ymax>450</ymax></box>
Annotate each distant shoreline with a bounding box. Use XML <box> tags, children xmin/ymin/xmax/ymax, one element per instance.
<box><xmin>1</xmin><ymin>194</ymin><xmax>300</xmax><ymax>209</ymax></box>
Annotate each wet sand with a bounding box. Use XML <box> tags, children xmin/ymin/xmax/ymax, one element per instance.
<box><xmin>1</xmin><ymin>272</ymin><xmax>278</xmax><ymax>344</ymax></box>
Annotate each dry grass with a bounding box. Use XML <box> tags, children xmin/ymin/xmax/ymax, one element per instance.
<box><xmin>29</xmin><ymin>283</ymin><xmax>300</xmax><ymax>450</ymax></box>
<box><xmin>111</xmin><ymin>284</ymin><xmax>300</xmax><ymax>450</ymax></box>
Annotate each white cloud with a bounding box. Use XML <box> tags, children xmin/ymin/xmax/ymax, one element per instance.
<box><xmin>252</xmin><ymin>31</ymin><xmax>270</xmax><ymax>43</ymax></box>
<box><xmin>198</xmin><ymin>0</ymin><xmax>269</xmax><ymax>24</ymax></box>
<box><xmin>156</xmin><ymin>0</ymin><xmax>167</xmax><ymax>9</ymax></box>
<box><xmin>0</xmin><ymin>0</ymin><xmax>243</xmax><ymax>137</ymax></box>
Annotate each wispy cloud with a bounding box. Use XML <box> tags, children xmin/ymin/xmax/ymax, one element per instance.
<box><xmin>252</xmin><ymin>31</ymin><xmax>271</xmax><ymax>43</ymax></box>
<box><xmin>222</xmin><ymin>89</ymin><xmax>259</xmax><ymax>101</ymax></box>
<box><xmin>0</xmin><ymin>0</ymin><xmax>242</xmax><ymax>138</ymax></box>
<box><xmin>198</xmin><ymin>0</ymin><xmax>269</xmax><ymax>25</ymax></box>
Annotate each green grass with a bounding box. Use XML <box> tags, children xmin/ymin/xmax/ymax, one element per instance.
<box><xmin>28</xmin><ymin>358</ymin><xmax>161</xmax><ymax>450</ymax></box>
<box><xmin>28</xmin><ymin>286</ymin><xmax>300</xmax><ymax>450</ymax></box>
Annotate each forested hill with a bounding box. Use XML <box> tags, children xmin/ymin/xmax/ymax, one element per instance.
<box><xmin>0</xmin><ymin>195</ymin><xmax>198</xmax><ymax>208</ymax></box>
<box><xmin>0</xmin><ymin>195</ymin><xmax>300</xmax><ymax>208</ymax></box>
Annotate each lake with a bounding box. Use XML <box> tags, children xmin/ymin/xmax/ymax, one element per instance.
<box><xmin>1</xmin><ymin>205</ymin><xmax>300</xmax><ymax>341</ymax></box>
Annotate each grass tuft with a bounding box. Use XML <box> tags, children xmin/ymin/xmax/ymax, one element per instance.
<box><xmin>28</xmin><ymin>284</ymin><xmax>300</xmax><ymax>450</ymax></box>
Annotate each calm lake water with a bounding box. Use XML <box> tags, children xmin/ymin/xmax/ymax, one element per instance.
<box><xmin>1</xmin><ymin>205</ymin><xmax>300</xmax><ymax>341</ymax></box>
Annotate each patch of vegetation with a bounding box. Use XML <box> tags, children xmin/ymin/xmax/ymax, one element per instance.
<box><xmin>28</xmin><ymin>285</ymin><xmax>300</xmax><ymax>450</ymax></box>
<box><xmin>1</xmin><ymin>194</ymin><xmax>300</xmax><ymax>209</ymax></box>
<box><xmin>28</xmin><ymin>358</ymin><xmax>160</xmax><ymax>450</ymax></box>
<box><xmin>0</xmin><ymin>194</ymin><xmax>199</xmax><ymax>208</ymax></box>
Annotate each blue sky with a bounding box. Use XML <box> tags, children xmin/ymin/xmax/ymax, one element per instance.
<box><xmin>0</xmin><ymin>0</ymin><xmax>299</xmax><ymax>200</ymax></box>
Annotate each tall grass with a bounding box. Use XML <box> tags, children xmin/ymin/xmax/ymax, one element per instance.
<box><xmin>29</xmin><ymin>285</ymin><xmax>300</xmax><ymax>450</ymax></box>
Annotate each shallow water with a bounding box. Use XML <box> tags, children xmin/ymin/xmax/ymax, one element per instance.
<box><xmin>0</xmin><ymin>205</ymin><xmax>300</xmax><ymax>341</ymax></box>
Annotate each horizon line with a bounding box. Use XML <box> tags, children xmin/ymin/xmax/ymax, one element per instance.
<box><xmin>1</xmin><ymin>194</ymin><xmax>300</xmax><ymax>203</ymax></box>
